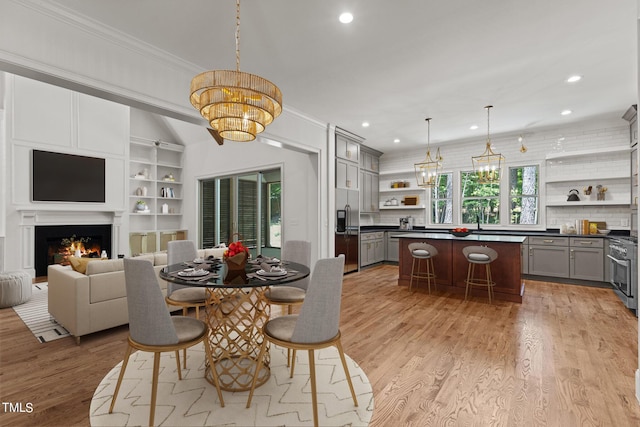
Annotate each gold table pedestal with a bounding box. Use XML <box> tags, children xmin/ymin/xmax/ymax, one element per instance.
<box><xmin>204</xmin><ymin>286</ymin><xmax>270</xmax><ymax>391</ymax></box>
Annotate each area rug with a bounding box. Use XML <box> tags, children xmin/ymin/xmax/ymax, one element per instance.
<box><xmin>90</xmin><ymin>343</ymin><xmax>374</xmax><ymax>426</ymax></box>
<box><xmin>11</xmin><ymin>283</ymin><xmax>70</xmax><ymax>343</ymax></box>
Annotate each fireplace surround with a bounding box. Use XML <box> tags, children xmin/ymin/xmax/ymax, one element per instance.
<box><xmin>34</xmin><ymin>224</ymin><xmax>112</xmax><ymax>277</ymax></box>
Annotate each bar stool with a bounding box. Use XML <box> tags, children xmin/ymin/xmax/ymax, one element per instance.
<box><xmin>408</xmin><ymin>242</ymin><xmax>438</xmax><ymax>293</ymax></box>
<box><xmin>462</xmin><ymin>245</ymin><xmax>498</xmax><ymax>303</ymax></box>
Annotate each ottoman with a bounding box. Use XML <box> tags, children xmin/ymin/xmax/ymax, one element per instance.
<box><xmin>0</xmin><ymin>271</ymin><xmax>33</xmax><ymax>308</ymax></box>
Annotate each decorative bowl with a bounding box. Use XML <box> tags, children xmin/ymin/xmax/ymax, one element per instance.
<box><xmin>597</xmin><ymin>229</ymin><xmax>611</xmax><ymax>235</ymax></box>
<box><xmin>450</xmin><ymin>230</ymin><xmax>472</xmax><ymax>237</ymax></box>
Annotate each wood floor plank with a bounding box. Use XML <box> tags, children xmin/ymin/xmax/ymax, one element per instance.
<box><xmin>1</xmin><ymin>264</ymin><xmax>639</xmax><ymax>426</ymax></box>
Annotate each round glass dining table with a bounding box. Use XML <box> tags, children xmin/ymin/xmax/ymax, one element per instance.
<box><xmin>160</xmin><ymin>258</ymin><xmax>310</xmax><ymax>391</ymax></box>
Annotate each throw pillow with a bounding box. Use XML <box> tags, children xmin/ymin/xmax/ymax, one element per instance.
<box><xmin>68</xmin><ymin>256</ymin><xmax>93</xmax><ymax>274</ymax></box>
<box><xmin>68</xmin><ymin>256</ymin><xmax>109</xmax><ymax>274</ymax></box>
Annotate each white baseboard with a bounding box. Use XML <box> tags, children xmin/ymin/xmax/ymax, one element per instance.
<box><xmin>636</xmin><ymin>369</ymin><xmax>640</xmax><ymax>404</ymax></box>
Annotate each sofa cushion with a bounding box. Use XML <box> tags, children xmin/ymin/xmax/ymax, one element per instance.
<box><xmin>132</xmin><ymin>254</ymin><xmax>155</xmax><ymax>265</ymax></box>
<box><xmin>68</xmin><ymin>256</ymin><xmax>108</xmax><ymax>274</ymax></box>
<box><xmin>154</xmin><ymin>252</ymin><xmax>168</xmax><ymax>266</ymax></box>
<box><xmin>86</xmin><ymin>259</ymin><xmax>124</xmax><ymax>275</ymax></box>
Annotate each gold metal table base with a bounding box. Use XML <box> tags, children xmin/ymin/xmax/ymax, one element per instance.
<box><xmin>204</xmin><ymin>286</ymin><xmax>270</xmax><ymax>391</ymax></box>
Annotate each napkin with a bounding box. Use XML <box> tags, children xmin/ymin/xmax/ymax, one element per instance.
<box><xmin>260</xmin><ymin>262</ymin><xmax>284</xmax><ymax>273</ymax></box>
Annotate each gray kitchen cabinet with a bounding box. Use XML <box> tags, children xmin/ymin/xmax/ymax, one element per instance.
<box><xmin>528</xmin><ymin>236</ymin><xmax>570</xmax><ymax>278</ymax></box>
<box><xmin>336</xmin><ymin>133</ymin><xmax>360</xmax><ymax>162</ymax></box>
<box><xmin>385</xmin><ymin>233</ymin><xmax>400</xmax><ymax>262</ymax></box>
<box><xmin>360</xmin><ymin>170</ymin><xmax>379</xmax><ymax>213</ymax></box>
<box><xmin>361</xmin><ymin>232</ymin><xmax>384</xmax><ymax>267</ymax></box>
<box><xmin>569</xmin><ymin>237</ymin><xmax>604</xmax><ymax>281</ymax></box>
<box><xmin>336</xmin><ymin>158</ymin><xmax>359</xmax><ymax>190</ymax></box>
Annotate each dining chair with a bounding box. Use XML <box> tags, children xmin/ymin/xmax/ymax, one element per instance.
<box><xmin>165</xmin><ymin>240</ymin><xmax>211</xmax><ymax>319</ymax></box>
<box><xmin>246</xmin><ymin>254</ymin><xmax>358</xmax><ymax>427</ymax></box>
<box><xmin>263</xmin><ymin>240</ymin><xmax>311</xmax><ymax>315</ymax></box>
<box><xmin>110</xmin><ymin>258</ymin><xmax>224</xmax><ymax>427</ymax></box>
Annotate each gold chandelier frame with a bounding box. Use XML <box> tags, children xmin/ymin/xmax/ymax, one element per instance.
<box><xmin>472</xmin><ymin>105</ymin><xmax>504</xmax><ymax>184</ymax></box>
<box><xmin>414</xmin><ymin>118</ymin><xmax>442</xmax><ymax>188</ymax></box>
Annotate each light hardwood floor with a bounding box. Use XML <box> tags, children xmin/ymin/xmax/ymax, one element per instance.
<box><xmin>1</xmin><ymin>264</ymin><xmax>639</xmax><ymax>426</ymax></box>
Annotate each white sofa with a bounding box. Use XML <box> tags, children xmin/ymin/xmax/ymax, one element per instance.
<box><xmin>47</xmin><ymin>248</ymin><xmax>226</xmax><ymax>344</ymax></box>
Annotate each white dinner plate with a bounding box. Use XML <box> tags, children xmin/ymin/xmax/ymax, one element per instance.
<box><xmin>256</xmin><ymin>269</ymin><xmax>287</xmax><ymax>277</ymax></box>
<box><xmin>178</xmin><ymin>269</ymin><xmax>209</xmax><ymax>277</ymax></box>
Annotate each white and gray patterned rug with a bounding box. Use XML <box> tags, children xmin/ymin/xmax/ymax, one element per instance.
<box><xmin>90</xmin><ymin>343</ymin><xmax>374</xmax><ymax>426</ymax></box>
<box><xmin>11</xmin><ymin>283</ymin><xmax>70</xmax><ymax>343</ymax></box>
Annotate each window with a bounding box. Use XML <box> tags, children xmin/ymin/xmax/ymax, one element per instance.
<box><xmin>200</xmin><ymin>168</ymin><xmax>281</xmax><ymax>257</ymax></box>
<box><xmin>431</xmin><ymin>172</ymin><xmax>453</xmax><ymax>224</ymax></box>
<box><xmin>461</xmin><ymin>171</ymin><xmax>500</xmax><ymax>225</ymax></box>
<box><xmin>509</xmin><ymin>165</ymin><xmax>539</xmax><ymax>225</ymax></box>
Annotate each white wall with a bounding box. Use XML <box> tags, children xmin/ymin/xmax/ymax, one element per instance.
<box><xmin>1</xmin><ymin>74</ymin><xmax>130</xmax><ymax>274</ymax></box>
<box><xmin>178</xmin><ymin>106</ymin><xmax>328</xmax><ymax>264</ymax></box>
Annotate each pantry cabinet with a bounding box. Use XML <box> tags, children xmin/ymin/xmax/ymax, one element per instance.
<box><xmin>336</xmin><ymin>158</ymin><xmax>359</xmax><ymax>190</ymax></box>
<box><xmin>360</xmin><ymin>170</ymin><xmax>379</xmax><ymax>213</ymax></box>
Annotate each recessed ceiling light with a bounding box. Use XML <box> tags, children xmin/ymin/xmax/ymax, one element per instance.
<box><xmin>470</xmin><ymin>125</ymin><xmax>479</xmax><ymax>130</ymax></box>
<box><xmin>339</xmin><ymin>12</ymin><xmax>353</xmax><ymax>24</ymax></box>
<box><xmin>362</xmin><ymin>121</ymin><xmax>370</xmax><ymax>127</ymax></box>
<box><xmin>561</xmin><ymin>110</ymin><xmax>572</xmax><ymax>116</ymax></box>
<box><xmin>567</xmin><ymin>75</ymin><xmax>582</xmax><ymax>83</ymax></box>
<box><xmin>393</xmin><ymin>138</ymin><xmax>400</xmax><ymax>144</ymax></box>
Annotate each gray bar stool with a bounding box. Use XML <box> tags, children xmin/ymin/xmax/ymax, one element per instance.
<box><xmin>408</xmin><ymin>242</ymin><xmax>438</xmax><ymax>293</ymax></box>
<box><xmin>462</xmin><ymin>245</ymin><xmax>498</xmax><ymax>303</ymax></box>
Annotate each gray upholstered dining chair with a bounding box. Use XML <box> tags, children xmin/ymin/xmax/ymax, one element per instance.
<box><xmin>263</xmin><ymin>240</ymin><xmax>311</xmax><ymax>314</ymax></box>
<box><xmin>246</xmin><ymin>254</ymin><xmax>358</xmax><ymax>427</ymax></box>
<box><xmin>165</xmin><ymin>240</ymin><xmax>210</xmax><ymax>319</ymax></box>
<box><xmin>110</xmin><ymin>258</ymin><xmax>224</xmax><ymax>427</ymax></box>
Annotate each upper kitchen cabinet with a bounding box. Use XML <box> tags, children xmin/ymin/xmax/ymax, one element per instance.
<box><xmin>360</xmin><ymin>146</ymin><xmax>382</xmax><ymax>213</ymax></box>
<box><xmin>335</xmin><ymin>129</ymin><xmax>364</xmax><ymax>190</ymax></box>
<box><xmin>623</xmin><ymin>105</ymin><xmax>638</xmax><ymax>147</ymax></box>
<box><xmin>336</xmin><ymin>133</ymin><xmax>360</xmax><ymax>162</ymax></box>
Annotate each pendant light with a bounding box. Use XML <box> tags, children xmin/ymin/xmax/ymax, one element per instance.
<box><xmin>190</xmin><ymin>0</ymin><xmax>282</xmax><ymax>143</ymax></box>
<box><xmin>414</xmin><ymin>118</ymin><xmax>443</xmax><ymax>188</ymax></box>
<box><xmin>471</xmin><ymin>105</ymin><xmax>504</xmax><ymax>183</ymax></box>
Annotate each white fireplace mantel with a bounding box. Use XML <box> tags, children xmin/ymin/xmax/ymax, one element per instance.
<box><xmin>16</xmin><ymin>206</ymin><xmax>124</xmax><ymax>276</ymax></box>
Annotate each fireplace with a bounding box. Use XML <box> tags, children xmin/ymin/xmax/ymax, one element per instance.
<box><xmin>35</xmin><ymin>224</ymin><xmax>112</xmax><ymax>277</ymax></box>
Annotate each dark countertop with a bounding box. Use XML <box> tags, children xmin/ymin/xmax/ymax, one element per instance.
<box><xmin>360</xmin><ymin>225</ymin><xmax>633</xmax><ymax>241</ymax></box>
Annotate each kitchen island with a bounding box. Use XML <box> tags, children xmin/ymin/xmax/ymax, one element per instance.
<box><xmin>395</xmin><ymin>233</ymin><xmax>526</xmax><ymax>303</ymax></box>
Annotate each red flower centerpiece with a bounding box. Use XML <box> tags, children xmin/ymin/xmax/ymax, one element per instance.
<box><xmin>223</xmin><ymin>240</ymin><xmax>249</xmax><ymax>284</ymax></box>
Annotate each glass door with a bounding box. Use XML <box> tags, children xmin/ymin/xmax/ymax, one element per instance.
<box><xmin>200</xmin><ymin>168</ymin><xmax>281</xmax><ymax>259</ymax></box>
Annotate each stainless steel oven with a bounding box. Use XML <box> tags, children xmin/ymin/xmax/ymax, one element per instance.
<box><xmin>607</xmin><ymin>237</ymin><xmax>637</xmax><ymax>314</ymax></box>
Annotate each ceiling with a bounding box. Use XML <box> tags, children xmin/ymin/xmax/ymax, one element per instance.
<box><xmin>51</xmin><ymin>0</ymin><xmax>637</xmax><ymax>153</ymax></box>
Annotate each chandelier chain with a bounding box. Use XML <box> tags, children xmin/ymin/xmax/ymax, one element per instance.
<box><xmin>485</xmin><ymin>105</ymin><xmax>492</xmax><ymax>143</ymax></box>
<box><xmin>235</xmin><ymin>0</ymin><xmax>241</xmax><ymax>72</ymax></box>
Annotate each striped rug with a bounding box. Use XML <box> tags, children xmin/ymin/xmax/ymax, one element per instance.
<box><xmin>12</xmin><ymin>283</ymin><xmax>70</xmax><ymax>343</ymax></box>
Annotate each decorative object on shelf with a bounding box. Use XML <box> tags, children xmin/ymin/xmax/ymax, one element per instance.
<box><xmin>596</xmin><ymin>184</ymin><xmax>607</xmax><ymax>200</ymax></box>
<box><xmin>189</xmin><ymin>0</ymin><xmax>282</xmax><ymax>143</ymax></box>
<box><xmin>414</xmin><ymin>118</ymin><xmax>442</xmax><ymax>188</ymax></box>
<box><xmin>160</xmin><ymin>187</ymin><xmax>175</xmax><ymax>198</ymax></box>
<box><xmin>472</xmin><ymin>106</ymin><xmax>504</xmax><ymax>184</ymax></box>
<box><xmin>135</xmin><ymin>200</ymin><xmax>149</xmax><ymax>212</ymax></box>
<box><xmin>162</xmin><ymin>203</ymin><xmax>169</xmax><ymax>214</ymax></box>
<box><xmin>583</xmin><ymin>186</ymin><xmax>592</xmax><ymax>195</ymax></box>
<box><xmin>135</xmin><ymin>187</ymin><xmax>143</xmax><ymax>196</ymax></box>
<box><xmin>101</xmin><ymin>250</ymin><xmax>108</xmax><ymax>259</ymax></box>
<box><xmin>403</xmin><ymin>196</ymin><xmax>419</xmax><ymax>206</ymax></box>
<box><xmin>450</xmin><ymin>227</ymin><xmax>471</xmax><ymax>237</ymax></box>
<box><xmin>566</xmin><ymin>189</ymin><xmax>580</xmax><ymax>201</ymax></box>
<box><xmin>163</xmin><ymin>173</ymin><xmax>175</xmax><ymax>181</ymax></box>
<box><xmin>518</xmin><ymin>135</ymin><xmax>527</xmax><ymax>153</ymax></box>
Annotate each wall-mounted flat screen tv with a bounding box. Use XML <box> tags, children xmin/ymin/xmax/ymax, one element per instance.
<box><xmin>32</xmin><ymin>150</ymin><xmax>106</xmax><ymax>203</ymax></box>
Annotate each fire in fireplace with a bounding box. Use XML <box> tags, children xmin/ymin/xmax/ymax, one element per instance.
<box><xmin>35</xmin><ymin>225</ymin><xmax>112</xmax><ymax>277</ymax></box>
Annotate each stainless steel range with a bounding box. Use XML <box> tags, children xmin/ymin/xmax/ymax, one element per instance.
<box><xmin>607</xmin><ymin>237</ymin><xmax>638</xmax><ymax>314</ymax></box>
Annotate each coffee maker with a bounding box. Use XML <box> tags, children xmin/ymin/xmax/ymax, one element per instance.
<box><xmin>399</xmin><ymin>216</ymin><xmax>413</xmax><ymax>230</ymax></box>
